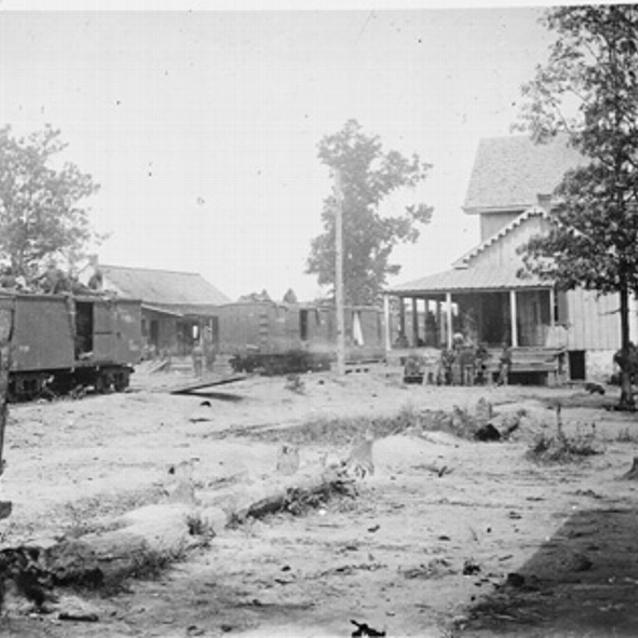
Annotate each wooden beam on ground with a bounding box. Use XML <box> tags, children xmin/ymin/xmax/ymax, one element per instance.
<box><xmin>170</xmin><ymin>375</ymin><xmax>246</xmax><ymax>396</ymax></box>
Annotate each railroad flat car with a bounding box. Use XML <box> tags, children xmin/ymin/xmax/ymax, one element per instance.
<box><xmin>216</xmin><ymin>300</ymin><xmax>385</xmax><ymax>374</ymax></box>
<box><xmin>0</xmin><ymin>292</ymin><xmax>141</xmax><ymax>400</ymax></box>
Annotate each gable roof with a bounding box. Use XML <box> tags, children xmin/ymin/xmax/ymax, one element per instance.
<box><xmin>452</xmin><ymin>206</ymin><xmax>551</xmax><ymax>268</ymax></box>
<box><xmin>100</xmin><ymin>265</ymin><xmax>230</xmax><ymax>307</ymax></box>
<box><xmin>463</xmin><ymin>134</ymin><xmax>583</xmax><ymax>213</ymax></box>
<box><xmin>388</xmin><ymin>207</ymin><xmax>553</xmax><ymax>295</ymax></box>
<box><xmin>388</xmin><ymin>263</ymin><xmax>550</xmax><ymax>295</ymax></box>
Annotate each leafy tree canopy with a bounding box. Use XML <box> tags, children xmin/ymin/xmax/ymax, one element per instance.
<box><xmin>306</xmin><ymin>119</ymin><xmax>432</xmax><ymax>305</ymax></box>
<box><xmin>517</xmin><ymin>5</ymin><xmax>638</xmax><ymax>407</ymax></box>
<box><xmin>0</xmin><ymin>124</ymin><xmax>100</xmax><ymax>279</ymax></box>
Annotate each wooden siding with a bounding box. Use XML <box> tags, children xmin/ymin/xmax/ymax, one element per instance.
<box><xmin>471</xmin><ymin>214</ymin><xmax>551</xmax><ymax>271</ymax></box>
<box><xmin>479</xmin><ymin>211</ymin><xmax>521</xmax><ymax>242</ymax></box>
<box><xmin>565</xmin><ymin>289</ymin><xmax>620</xmax><ymax>351</ymax></box>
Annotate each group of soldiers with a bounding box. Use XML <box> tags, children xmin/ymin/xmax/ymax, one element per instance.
<box><xmin>0</xmin><ymin>263</ymin><xmax>104</xmax><ymax>296</ymax></box>
<box><xmin>403</xmin><ymin>333</ymin><xmax>512</xmax><ymax>386</ymax></box>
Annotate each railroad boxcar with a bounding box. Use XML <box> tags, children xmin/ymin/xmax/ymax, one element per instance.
<box><xmin>0</xmin><ymin>292</ymin><xmax>142</xmax><ymax>400</ymax></box>
<box><xmin>216</xmin><ymin>300</ymin><xmax>385</xmax><ymax>374</ymax></box>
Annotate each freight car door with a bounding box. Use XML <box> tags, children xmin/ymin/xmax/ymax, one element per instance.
<box><xmin>113</xmin><ymin>301</ymin><xmax>142</xmax><ymax>364</ymax></box>
<box><xmin>92</xmin><ymin>300</ymin><xmax>115</xmax><ymax>361</ymax></box>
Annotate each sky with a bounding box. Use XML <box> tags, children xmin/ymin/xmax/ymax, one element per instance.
<box><xmin>0</xmin><ymin>4</ymin><xmax>555</xmax><ymax>302</ymax></box>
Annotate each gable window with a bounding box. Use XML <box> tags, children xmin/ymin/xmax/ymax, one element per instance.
<box><xmin>555</xmin><ymin>290</ymin><xmax>569</xmax><ymax>325</ymax></box>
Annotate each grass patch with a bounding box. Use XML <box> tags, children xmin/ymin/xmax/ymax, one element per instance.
<box><xmin>525</xmin><ymin>423</ymin><xmax>602</xmax><ymax>464</ymax></box>
<box><xmin>230</xmin><ymin>404</ymin><xmax>491</xmax><ymax>447</ymax></box>
<box><xmin>59</xmin><ymin>485</ymin><xmax>167</xmax><ymax>539</ymax></box>
<box><xmin>616</xmin><ymin>427</ymin><xmax>638</xmax><ymax>443</ymax></box>
<box><xmin>126</xmin><ymin>544</ymin><xmax>189</xmax><ymax>582</ymax></box>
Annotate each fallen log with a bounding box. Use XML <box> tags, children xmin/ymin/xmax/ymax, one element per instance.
<box><xmin>227</xmin><ymin>470</ymin><xmax>357</xmax><ymax>524</ymax></box>
<box><xmin>43</xmin><ymin>503</ymin><xmax>202</xmax><ymax>588</ymax></box>
<box><xmin>3</xmin><ymin>467</ymin><xmax>356</xmax><ymax>599</ymax></box>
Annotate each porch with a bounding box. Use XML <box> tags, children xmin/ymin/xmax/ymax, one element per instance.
<box><xmin>383</xmin><ymin>284</ymin><xmax>566</xmax><ymax>385</ymax></box>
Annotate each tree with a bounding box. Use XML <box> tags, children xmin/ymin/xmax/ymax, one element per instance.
<box><xmin>306</xmin><ymin>119</ymin><xmax>432</xmax><ymax>305</ymax></box>
<box><xmin>0</xmin><ymin>125</ymin><xmax>100</xmax><ymax>279</ymax></box>
<box><xmin>517</xmin><ymin>5</ymin><xmax>638</xmax><ymax>409</ymax></box>
<box><xmin>282</xmin><ymin>288</ymin><xmax>298</xmax><ymax>304</ymax></box>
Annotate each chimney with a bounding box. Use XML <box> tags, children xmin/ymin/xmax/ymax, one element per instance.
<box><xmin>536</xmin><ymin>193</ymin><xmax>552</xmax><ymax>211</ymax></box>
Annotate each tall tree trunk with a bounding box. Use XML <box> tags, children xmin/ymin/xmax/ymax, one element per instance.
<box><xmin>619</xmin><ymin>283</ymin><xmax>635</xmax><ymax>410</ymax></box>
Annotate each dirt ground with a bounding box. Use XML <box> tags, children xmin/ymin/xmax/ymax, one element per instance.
<box><xmin>2</xmin><ymin>361</ymin><xmax>638</xmax><ymax>637</ymax></box>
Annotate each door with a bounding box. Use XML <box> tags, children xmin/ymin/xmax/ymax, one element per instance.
<box><xmin>480</xmin><ymin>293</ymin><xmax>509</xmax><ymax>346</ymax></box>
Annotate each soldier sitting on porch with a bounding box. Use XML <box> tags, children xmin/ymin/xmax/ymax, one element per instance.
<box><xmin>474</xmin><ymin>342</ymin><xmax>489</xmax><ymax>385</ymax></box>
<box><xmin>439</xmin><ymin>348</ymin><xmax>455</xmax><ymax>385</ymax></box>
<box><xmin>450</xmin><ymin>333</ymin><xmax>465</xmax><ymax>385</ymax></box>
<box><xmin>394</xmin><ymin>333</ymin><xmax>409</xmax><ymax>348</ymax></box>
<box><xmin>497</xmin><ymin>342</ymin><xmax>512</xmax><ymax>386</ymax></box>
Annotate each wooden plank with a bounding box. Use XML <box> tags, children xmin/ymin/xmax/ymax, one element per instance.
<box><xmin>170</xmin><ymin>374</ymin><xmax>246</xmax><ymax>395</ymax></box>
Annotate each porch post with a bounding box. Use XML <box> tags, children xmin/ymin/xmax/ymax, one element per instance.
<box><xmin>631</xmin><ymin>293</ymin><xmax>638</xmax><ymax>344</ymax></box>
<box><xmin>383</xmin><ymin>294</ymin><xmax>391</xmax><ymax>355</ymax></box>
<box><xmin>411</xmin><ymin>297</ymin><xmax>419</xmax><ymax>346</ymax></box>
<box><xmin>549</xmin><ymin>286</ymin><xmax>556</xmax><ymax>327</ymax></box>
<box><xmin>423</xmin><ymin>298</ymin><xmax>428</xmax><ymax>344</ymax></box>
<box><xmin>510</xmin><ymin>289</ymin><xmax>518</xmax><ymax>347</ymax></box>
<box><xmin>445</xmin><ymin>292</ymin><xmax>453</xmax><ymax>349</ymax></box>
<box><xmin>399</xmin><ymin>297</ymin><xmax>406</xmax><ymax>338</ymax></box>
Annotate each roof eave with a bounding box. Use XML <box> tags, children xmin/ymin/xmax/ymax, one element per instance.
<box><xmin>462</xmin><ymin>204</ymin><xmax>530</xmax><ymax>215</ymax></box>
<box><xmin>388</xmin><ymin>283</ymin><xmax>554</xmax><ymax>296</ymax></box>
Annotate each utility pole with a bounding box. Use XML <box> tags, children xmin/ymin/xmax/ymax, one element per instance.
<box><xmin>333</xmin><ymin>168</ymin><xmax>346</xmax><ymax>376</ymax></box>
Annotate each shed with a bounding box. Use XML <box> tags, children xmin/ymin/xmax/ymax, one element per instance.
<box><xmin>98</xmin><ymin>264</ymin><xmax>230</xmax><ymax>357</ymax></box>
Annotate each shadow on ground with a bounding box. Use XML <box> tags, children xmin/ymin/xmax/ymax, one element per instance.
<box><xmin>462</xmin><ymin>507</ymin><xmax>638</xmax><ymax>637</ymax></box>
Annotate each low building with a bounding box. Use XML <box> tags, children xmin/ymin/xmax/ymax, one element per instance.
<box><xmin>386</xmin><ymin>134</ymin><xmax>638</xmax><ymax>382</ymax></box>
<box><xmin>97</xmin><ymin>264</ymin><xmax>230</xmax><ymax>357</ymax></box>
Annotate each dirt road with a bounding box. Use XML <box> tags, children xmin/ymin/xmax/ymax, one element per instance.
<box><xmin>2</xmin><ymin>365</ymin><xmax>638</xmax><ymax>637</ymax></box>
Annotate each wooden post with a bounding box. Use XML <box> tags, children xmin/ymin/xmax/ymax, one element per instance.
<box><xmin>510</xmin><ymin>289</ymin><xmax>518</xmax><ymax>347</ymax></box>
<box><xmin>411</xmin><ymin>297</ymin><xmax>419</xmax><ymax>347</ymax></box>
<box><xmin>383</xmin><ymin>294</ymin><xmax>391</xmax><ymax>355</ymax></box>
<box><xmin>399</xmin><ymin>297</ymin><xmax>406</xmax><ymax>339</ymax></box>
<box><xmin>423</xmin><ymin>298</ymin><xmax>428</xmax><ymax>345</ymax></box>
<box><xmin>445</xmin><ymin>292</ymin><xmax>453</xmax><ymax>349</ymax></box>
<box><xmin>631</xmin><ymin>293</ymin><xmax>638</xmax><ymax>345</ymax></box>
<box><xmin>549</xmin><ymin>286</ymin><xmax>556</xmax><ymax>328</ymax></box>
<box><xmin>333</xmin><ymin>169</ymin><xmax>346</xmax><ymax>376</ymax></box>
<box><xmin>0</xmin><ymin>298</ymin><xmax>14</xmax><ymax>519</ymax></box>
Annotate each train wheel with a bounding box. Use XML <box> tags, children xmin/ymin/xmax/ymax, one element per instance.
<box><xmin>113</xmin><ymin>370</ymin><xmax>130</xmax><ymax>392</ymax></box>
<box><xmin>94</xmin><ymin>373</ymin><xmax>110</xmax><ymax>394</ymax></box>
